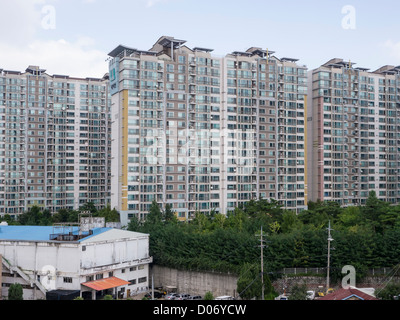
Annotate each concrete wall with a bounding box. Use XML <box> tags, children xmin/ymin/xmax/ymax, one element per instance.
<box><xmin>151</xmin><ymin>265</ymin><xmax>239</xmax><ymax>298</ymax></box>
<box><xmin>151</xmin><ymin>265</ymin><xmax>400</xmax><ymax>298</ymax></box>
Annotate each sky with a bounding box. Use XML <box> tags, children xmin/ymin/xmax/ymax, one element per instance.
<box><xmin>1</xmin><ymin>0</ymin><xmax>400</xmax><ymax>78</ymax></box>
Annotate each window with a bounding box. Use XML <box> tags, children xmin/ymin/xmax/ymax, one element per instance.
<box><xmin>138</xmin><ymin>277</ymin><xmax>147</xmax><ymax>284</ymax></box>
<box><xmin>63</xmin><ymin>277</ymin><xmax>73</xmax><ymax>283</ymax></box>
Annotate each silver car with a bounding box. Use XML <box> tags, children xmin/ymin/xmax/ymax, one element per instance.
<box><xmin>165</xmin><ymin>293</ymin><xmax>178</xmax><ymax>300</ymax></box>
<box><xmin>187</xmin><ymin>295</ymin><xmax>202</xmax><ymax>300</ymax></box>
<box><xmin>175</xmin><ymin>293</ymin><xmax>190</xmax><ymax>300</ymax></box>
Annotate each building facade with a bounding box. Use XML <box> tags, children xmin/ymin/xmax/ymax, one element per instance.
<box><xmin>0</xmin><ymin>66</ymin><xmax>111</xmax><ymax>217</ymax></box>
<box><xmin>0</xmin><ymin>220</ymin><xmax>152</xmax><ymax>300</ymax></box>
<box><xmin>109</xmin><ymin>36</ymin><xmax>308</xmax><ymax>225</ymax></box>
<box><xmin>308</xmin><ymin>59</ymin><xmax>400</xmax><ymax>205</ymax></box>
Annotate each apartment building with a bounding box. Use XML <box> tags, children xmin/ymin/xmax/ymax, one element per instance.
<box><xmin>109</xmin><ymin>36</ymin><xmax>308</xmax><ymax>225</ymax></box>
<box><xmin>0</xmin><ymin>66</ymin><xmax>111</xmax><ymax>217</ymax></box>
<box><xmin>308</xmin><ymin>58</ymin><xmax>400</xmax><ymax>205</ymax></box>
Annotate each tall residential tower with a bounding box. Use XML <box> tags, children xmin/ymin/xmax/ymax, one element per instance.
<box><xmin>0</xmin><ymin>66</ymin><xmax>111</xmax><ymax>217</ymax></box>
<box><xmin>109</xmin><ymin>36</ymin><xmax>308</xmax><ymax>226</ymax></box>
<box><xmin>308</xmin><ymin>59</ymin><xmax>400</xmax><ymax>205</ymax></box>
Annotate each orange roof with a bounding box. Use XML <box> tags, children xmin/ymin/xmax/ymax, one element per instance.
<box><xmin>82</xmin><ymin>277</ymin><xmax>130</xmax><ymax>291</ymax></box>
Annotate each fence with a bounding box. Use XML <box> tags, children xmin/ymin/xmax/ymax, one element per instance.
<box><xmin>280</xmin><ymin>267</ymin><xmax>398</xmax><ymax>276</ymax></box>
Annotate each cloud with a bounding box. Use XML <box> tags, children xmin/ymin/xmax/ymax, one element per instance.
<box><xmin>144</xmin><ymin>0</ymin><xmax>173</xmax><ymax>7</ymax></box>
<box><xmin>0</xmin><ymin>0</ymin><xmax>47</xmax><ymax>44</ymax></box>
<box><xmin>383</xmin><ymin>39</ymin><xmax>400</xmax><ymax>60</ymax></box>
<box><xmin>0</xmin><ymin>37</ymin><xmax>108</xmax><ymax>78</ymax></box>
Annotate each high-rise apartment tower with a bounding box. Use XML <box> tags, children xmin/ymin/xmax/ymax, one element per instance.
<box><xmin>109</xmin><ymin>36</ymin><xmax>308</xmax><ymax>226</ymax></box>
<box><xmin>0</xmin><ymin>66</ymin><xmax>111</xmax><ymax>217</ymax></box>
<box><xmin>308</xmin><ymin>59</ymin><xmax>400</xmax><ymax>205</ymax></box>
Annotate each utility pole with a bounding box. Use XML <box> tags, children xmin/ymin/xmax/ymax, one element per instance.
<box><xmin>326</xmin><ymin>220</ymin><xmax>334</xmax><ymax>293</ymax></box>
<box><xmin>256</xmin><ymin>226</ymin><xmax>267</xmax><ymax>300</ymax></box>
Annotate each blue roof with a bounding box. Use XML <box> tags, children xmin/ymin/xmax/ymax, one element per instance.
<box><xmin>0</xmin><ymin>225</ymin><xmax>111</xmax><ymax>242</ymax></box>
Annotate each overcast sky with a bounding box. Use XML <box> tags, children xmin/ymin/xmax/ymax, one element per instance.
<box><xmin>1</xmin><ymin>0</ymin><xmax>400</xmax><ymax>78</ymax></box>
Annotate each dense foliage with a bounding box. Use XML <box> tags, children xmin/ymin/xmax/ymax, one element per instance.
<box><xmin>4</xmin><ymin>192</ymin><xmax>400</xmax><ymax>281</ymax></box>
<box><xmin>2</xmin><ymin>202</ymin><xmax>120</xmax><ymax>226</ymax></box>
<box><xmin>128</xmin><ymin>192</ymin><xmax>400</xmax><ymax>279</ymax></box>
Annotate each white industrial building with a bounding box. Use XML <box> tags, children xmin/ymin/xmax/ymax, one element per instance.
<box><xmin>0</xmin><ymin>218</ymin><xmax>152</xmax><ymax>300</ymax></box>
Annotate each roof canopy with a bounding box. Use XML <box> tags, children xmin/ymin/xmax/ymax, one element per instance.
<box><xmin>82</xmin><ymin>277</ymin><xmax>130</xmax><ymax>291</ymax></box>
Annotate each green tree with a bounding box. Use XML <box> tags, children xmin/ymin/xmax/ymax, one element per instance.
<box><xmin>375</xmin><ymin>283</ymin><xmax>400</xmax><ymax>300</ymax></box>
<box><xmin>52</xmin><ymin>208</ymin><xmax>72</xmax><ymax>223</ymax></box>
<box><xmin>18</xmin><ymin>206</ymin><xmax>51</xmax><ymax>226</ymax></box>
<box><xmin>163</xmin><ymin>203</ymin><xmax>177</xmax><ymax>224</ymax></box>
<box><xmin>236</xmin><ymin>263</ymin><xmax>275</xmax><ymax>300</ymax></box>
<box><xmin>226</xmin><ymin>207</ymin><xmax>248</xmax><ymax>232</ymax></box>
<box><xmin>191</xmin><ymin>212</ymin><xmax>211</xmax><ymax>232</ymax></box>
<box><xmin>281</xmin><ymin>210</ymin><xmax>302</xmax><ymax>233</ymax></box>
<box><xmin>337</xmin><ymin>206</ymin><xmax>362</xmax><ymax>229</ymax></box>
<box><xmin>361</xmin><ymin>190</ymin><xmax>390</xmax><ymax>233</ymax></box>
<box><xmin>289</xmin><ymin>283</ymin><xmax>308</xmax><ymax>300</ymax></box>
<box><xmin>97</xmin><ymin>204</ymin><xmax>120</xmax><ymax>223</ymax></box>
<box><xmin>144</xmin><ymin>200</ymin><xmax>163</xmax><ymax>228</ymax></box>
<box><xmin>8</xmin><ymin>283</ymin><xmax>23</xmax><ymax>300</ymax></box>
<box><xmin>127</xmin><ymin>214</ymin><xmax>141</xmax><ymax>232</ymax></box>
<box><xmin>203</xmin><ymin>291</ymin><xmax>214</xmax><ymax>300</ymax></box>
<box><xmin>79</xmin><ymin>202</ymin><xmax>98</xmax><ymax>214</ymax></box>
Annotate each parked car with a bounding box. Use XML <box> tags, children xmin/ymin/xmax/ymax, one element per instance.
<box><xmin>165</xmin><ymin>293</ymin><xmax>178</xmax><ymax>300</ymax></box>
<box><xmin>306</xmin><ymin>290</ymin><xmax>315</xmax><ymax>300</ymax></box>
<box><xmin>175</xmin><ymin>293</ymin><xmax>190</xmax><ymax>300</ymax></box>
<box><xmin>187</xmin><ymin>295</ymin><xmax>202</xmax><ymax>300</ymax></box>
<box><xmin>144</xmin><ymin>291</ymin><xmax>164</xmax><ymax>299</ymax></box>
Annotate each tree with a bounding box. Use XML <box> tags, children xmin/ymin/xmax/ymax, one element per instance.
<box><xmin>17</xmin><ymin>206</ymin><xmax>52</xmax><ymax>226</ymax></box>
<box><xmin>79</xmin><ymin>202</ymin><xmax>97</xmax><ymax>214</ymax></box>
<box><xmin>289</xmin><ymin>283</ymin><xmax>308</xmax><ymax>300</ymax></box>
<box><xmin>127</xmin><ymin>214</ymin><xmax>141</xmax><ymax>232</ymax></box>
<box><xmin>280</xmin><ymin>210</ymin><xmax>302</xmax><ymax>233</ymax></box>
<box><xmin>52</xmin><ymin>208</ymin><xmax>73</xmax><ymax>223</ymax></box>
<box><xmin>8</xmin><ymin>283</ymin><xmax>23</xmax><ymax>300</ymax></box>
<box><xmin>144</xmin><ymin>200</ymin><xmax>163</xmax><ymax>227</ymax></box>
<box><xmin>163</xmin><ymin>203</ymin><xmax>177</xmax><ymax>224</ymax></box>
<box><xmin>338</xmin><ymin>206</ymin><xmax>361</xmax><ymax>229</ymax></box>
<box><xmin>236</xmin><ymin>263</ymin><xmax>275</xmax><ymax>300</ymax></box>
<box><xmin>361</xmin><ymin>190</ymin><xmax>390</xmax><ymax>233</ymax></box>
<box><xmin>203</xmin><ymin>291</ymin><xmax>214</xmax><ymax>300</ymax></box>
<box><xmin>97</xmin><ymin>204</ymin><xmax>120</xmax><ymax>223</ymax></box>
<box><xmin>375</xmin><ymin>283</ymin><xmax>400</xmax><ymax>300</ymax></box>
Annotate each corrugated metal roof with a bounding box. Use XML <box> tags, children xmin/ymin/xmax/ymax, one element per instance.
<box><xmin>0</xmin><ymin>225</ymin><xmax>110</xmax><ymax>242</ymax></box>
<box><xmin>81</xmin><ymin>277</ymin><xmax>130</xmax><ymax>291</ymax></box>
<box><xmin>79</xmin><ymin>228</ymin><xmax>149</xmax><ymax>243</ymax></box>
<box><xmin>319</xmin><ymin>287</ymin><xmax>378</xmax><ymax>300</ymax></box>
